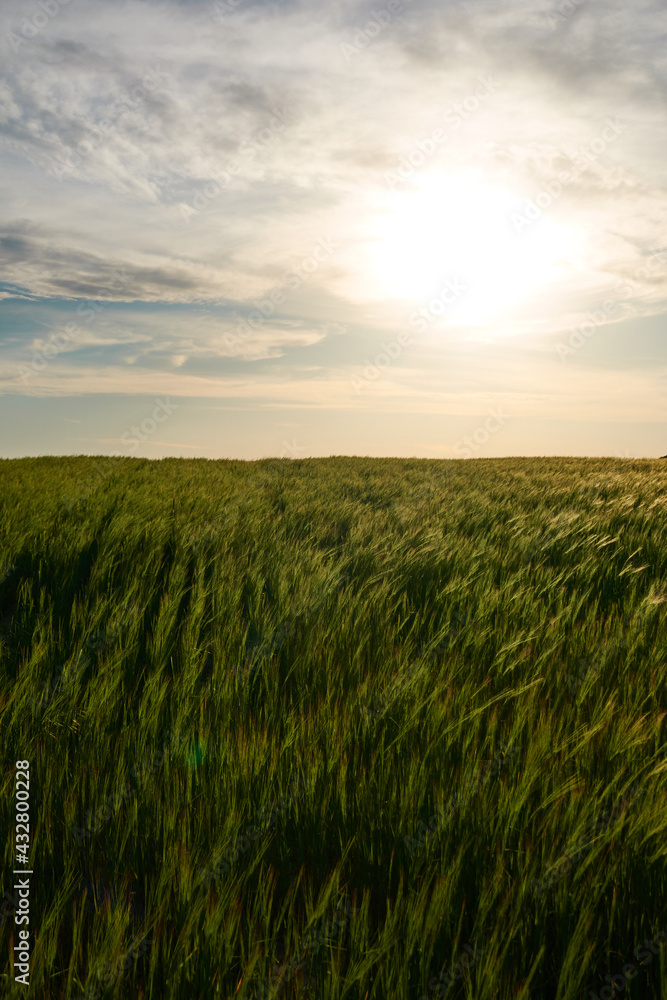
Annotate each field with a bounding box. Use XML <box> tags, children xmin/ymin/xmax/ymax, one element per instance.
<box><xmin>1</xmin><ymin>455</ymin><xmax>666</xmax><ymax>1000</ymax></box>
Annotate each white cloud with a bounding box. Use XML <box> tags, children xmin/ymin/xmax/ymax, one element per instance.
<box><xmin>0</xmin><ymin>0</ymin><xmax>665</xmax><ymax>452</ymax></box>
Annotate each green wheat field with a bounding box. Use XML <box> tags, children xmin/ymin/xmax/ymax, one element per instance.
<box><xmin>1</xmin><ymin>455</ymin><xmax>666</xmax><ymax>1000</ymax></box>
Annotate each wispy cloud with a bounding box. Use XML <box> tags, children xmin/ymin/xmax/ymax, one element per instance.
<box><xmin>0</xmin><ymin>0</ymin><xmax>666</xmax><ymax>455</ymax></box>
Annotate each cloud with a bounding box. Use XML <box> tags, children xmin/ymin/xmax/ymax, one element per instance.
<box><xmin>394</xmin><ymin>0</ymin><xmax>667</xmax><ymax>105</ymax></box>
<box><xmin>2</xmin><ymin>349</ymin><xmax>665</xmax><ymax>427</ymax></box>
<box><xmin>0</xmin><ymin>0</ymin><xmax>665</xmax><ymax>454</ymax></box>
<box><xmin>0</xmin><ymin>219</ymin><xmax>243</xmax><ymax>301</ymax></box>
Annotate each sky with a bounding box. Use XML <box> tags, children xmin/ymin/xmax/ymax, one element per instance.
<box><xmin>0</xmin><ymin>0</ymin><xmax>666</xmax><ymax>460</ymax></box>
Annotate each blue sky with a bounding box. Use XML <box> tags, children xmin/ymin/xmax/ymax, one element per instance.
<box><xmin>1</xmin><ymin>0</ymin><xmax>666</xmax><ymax>459</ymax></box>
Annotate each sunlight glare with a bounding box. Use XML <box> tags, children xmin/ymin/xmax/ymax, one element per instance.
<box><xmin>369</xmin><ymin>172</ymin><xmax>580</xmax><ymax>324</ymax></box>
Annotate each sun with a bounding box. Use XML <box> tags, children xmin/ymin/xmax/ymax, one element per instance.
<box><xmin>367</xmin><ymin>172</ymin><xmax>580</xmax><ymax>324</ymax></box>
